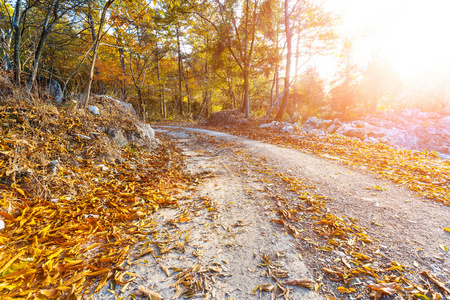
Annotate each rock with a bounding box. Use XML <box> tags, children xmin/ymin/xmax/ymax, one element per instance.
<box><xmin>379</xmin><ymin>136</ymin><xmax>399</xmax><ymax>148</ymax></box>
<box><xmin>319</xmin><ymin>120</ymin><xmax>332</xmax><ymax>130</ymax></box>
<box><xmin>37</xmin><ymin>76</ymin><xmax>63</xmax><ymax>103</ymax></box>
<box><xmin>260</xmin><ymin>121</ymin><xmax>279</xmax><ymax>128</ymax></box>
<box><xmin>92</xmin><ymin>95</ymin><xmax>136</xmax><ymax>115</ymax></box>
<box><xmin>343</xmin><ymin>128</ymin><xmax>367</xmax><ymax>140</ymax></box>
<box><xmin>352</xmin><ymin>120</ymin><xmax>369</xmax><ymax>128</ymax></box>
<box><xmin>74</xmin><ymin>134</ymin><xmax>91</xmax><ymax>140</ymax></box>
<box><xmin>104</xmin><ymin>128</ymin><xmax>128</xmax><ymax>147</ymax></box>
<box><xmin>102</xmin><ymin>122</ymin><xmax>157</xmax><ymax>148</ymax></box>
<box><xmin>333</xmin><ymin>118</ymin><xmax>342</xmax><ymax>125</ymax></box>
<box><xmin>363</xmin><ymin>137</ymin><xmax>379</xmax><ymax>144</ymax></box>
<box><xmin>112</xmin><ymin>98</ymin><xmax>136</xmax><ymax>115</ymax></box>
<box><xmin>89</xmin><ymin>106</ymin><xmax>100</xmax><ymax>115</ymax></box>
<box><xmin>48</xmin><ymin>160</ymin><xmax>61</xmax><ymax>172</ymax></box>
<box><xmin>367</xmin><ymin>130</ymin><xmax>386</xmax><ymax>138</ymax></box>
<box><xmin>304</xmin><ymin>117</ymin><xmax>322</xmax><ymax>129</ymax></box>
<box><xmin>281</xmin><ymin>124</ymin><xmax>295</xmax><ymax>133</ymax></box>
<box><xmin>335</xmin><ymin>123</ymin><xmax>353</xmax><ymax>135</ymax></box>
<box><xmin>0</xmin><ymin>219</ymin><xmax>4</xmax><ymax>230</ymax></box>
<box><xmin>438</xmin><ymin>145</ymin><xmax>450</xmax><ymax>154</ymax></box>
<box><xmin>336</xmin><ymin>124</ymin><xmax>367</xmax><ymax>139</ymax></box>
<box><xmin>135</xmin><ymin>122</ymin><xmax>156</xmax><ymax>145</ymax></box>
<box><xmin>326</xmin><ymin>124</ymin><xmax>338</xmax><ymax>133</ymax></box>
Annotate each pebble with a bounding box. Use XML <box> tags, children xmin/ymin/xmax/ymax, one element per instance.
<box><xmin>0</xmin><ymin>220</ymin><xmax>5</xmax><ymax>230</ymax></box>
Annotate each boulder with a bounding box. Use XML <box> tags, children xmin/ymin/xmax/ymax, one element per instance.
<box><xmin>260</xmin><ymin>121</ymin><xmax>280</xmax><ymax>129</ymax></box>
<box><xmin>327</xmin><ymin>124</ymin><xmax>339</xmax><ymax>133</ymax></box>
<box><xmin>333</xmin><ymin>118</ymin><xmax>342</xmax><ymax>125</ymax></box>
<box><xmin>352</xmin><ymin>120</ymin><xmax>369</xmax><ymax>128</ymax></box>
<box><xmin>319</xmin><ymin>120</ymin><xmax>333</xmax><ymax>130</ymax></box>
<box><xmin>363</xmin><ymin>137</ymin><xmax>379</xmax><ymax>144</ymax></box>
<box><xmin>336</xmin><ymin>124</ymin><xmax>367</xmax><ymax>140</ymax></box>
<box><xmin>343</xmin><ymin>128</ymin><xmax>367</xmax><ymax>140</ymax></box>
<box><xmin>304</xmin><ymin>117</ymin><xmax>322</xmax><ymax>129</ymax></box>
<box><xmin>101</xmin><ymin>122</ymin><xmax>156</xmax><ymax>148</ymax></box>
<box><xmin>104</xmin><ymin>128</ymin><xmax>128</xmax><ymax>147</ymax></box>
<box><xmin>88</xmin><ymin>106</ymin><xmax>100</xmax><ymax>115</ymax></box>
<box><xmin>37</xmin><ymin>76</ymin><xmax>63</xmax><ymax>103</ymax></box>
<box><xmin>281</xmin><ymin>124</ymin><xmax>295</xmax><ymax>133</ymax></box>
<box><xmin>135</xmin><ymin>122</ymin><xmax>155</xmax><ymax>142</ymax></box>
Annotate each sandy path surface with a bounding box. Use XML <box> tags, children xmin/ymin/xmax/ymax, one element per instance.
<box><xmin>94</xmin><ymin>126</ymin><xmax>450</xmax><ymax>300</ymax></box>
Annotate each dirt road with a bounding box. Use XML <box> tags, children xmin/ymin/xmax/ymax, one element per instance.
<box><xmin>94</xmin><ymin>126</ymin><xmax>450</xmax><ymax>300</ymax></box>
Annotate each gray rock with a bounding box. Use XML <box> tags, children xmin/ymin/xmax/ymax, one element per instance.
<box><xmin>335</xmin><ymin>123</ymin><xmax>353</xmax><ymax>135</ymax></box>
<box><xmin>363</xmin><ymin>137</ymin><xmax>379</xmax><ymax>144</ymax></box>
<box><xmin>135</xmin><ymin>122</ymin><xmax>156</xmax><ymax>144</ymax></box>
<box><xmin>319</xmin><ymin>120</ymin><xmax>332</xmax><ymax>130</ymax></box>
<box><xmin>304</xmin><ymin>117</ymin><xmax>322</xmax><ymax>129</ymax></box>
<box><xmin>37</xmin><ymin>76</ymin><xmax>63</xmax><ymax>103</ymax></box>
<box><xmin>89</xmin><ymin>106</ymin><xmax>100</xmax><ymax>115</ymax></box>
<box><xmin>281</xmin><ymin>124</ymin><xmax>295</xmax><ymax>133</ymax></box>
<box><xmin>327</xmin><ymin>124</ymin><xmax>338</xmax><ymax>133</ymax></box>
<box><xmin>352</xmin><ymin>120</ymin><xmax>369</xmax><ymax>128</ymax></box>
<box><xmin>260</xmin><ymin>121</ymin><xmax>279</xmax><ymax>128</ymax></box>
<box><xmin>343</xmin><ymin>128</ymin><xmax>367</xmax><ymax>140</ymax></box>
<box><xmin>104</xmin><ymin>128</ymin><xmax>128</xmax><ymax>147</ymax></box>
<box><xmin>333</xmin><ymin>118</ymin><xmax>342</xmax><ymax>125</ymax></box>
<box><xmin>102</xmin><ymin>122</ymin><xmax>157</xmax><ymax>148</ymax></box>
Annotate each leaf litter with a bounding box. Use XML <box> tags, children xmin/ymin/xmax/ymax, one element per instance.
<box><xmin>0</xmin><ymin>99</ymin><xmax>188</xmax><ymax>299</ymax></box>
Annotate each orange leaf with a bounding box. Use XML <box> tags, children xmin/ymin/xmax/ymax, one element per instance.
<box><xmin>0</xmin><ymin>211</ymin><xmax>15</xmax><ymax>222</ymax></box>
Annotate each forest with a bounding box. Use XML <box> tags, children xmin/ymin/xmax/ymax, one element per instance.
<box><xmin>0</xmin><ymin>0</ymin><xmax>448</xmax><ymax>123</ymax></box>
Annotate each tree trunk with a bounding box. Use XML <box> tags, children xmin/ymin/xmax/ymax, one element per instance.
<box><xmin>0</xmin><ymin>29</ymin><xmax>13</xmax><ymax>71</ymax></box>
<box><xmin>241</xmin><ymin>0</ymin><xmax>250</xmax><ymax>119</ymax></box>
<box><xmin>28</xmin><ymin>29</ymin><xmax>50</xmax><ymax>88</ymax></box>
<box><xmin>275</xmin><ymin>0</ymin><xmax>292</xmax><ymax>121</ymax></box>
<box><xmin>118</xmin><ymin>47</ymin><xmax>126</xmax><ymax>99</ymax></box>
<box><xmin>162</xmin><ymin>83</ymin><xmax>166</xmax><ymax>119</ymax></box>
<box><xmin>242</xmin><ymin>66</ymin><xmax>249</xmax><ymax>118</ymax></box>
<box><xmin>28</xmin><ymin>0</ymin><xmax>58</xmax><ymax>89</ymax></box>
<box><xmin>176</xmin><ymin>26</ymin><xmax>183</xmax><ymax>116</ymax></box>
<box><xmin>12</xmin><ymin>0</ymin><xmax>21</xmax><ymax>85</ymax></box>
<box><xmin>83</xmin><ymin>0</ymin><xmax>115</xmax><ymax>108</ymax></box>
<box><xmin>182</xmin><ymin>66</ymin><xmax>191</xmax><ymax>115</ymax></box>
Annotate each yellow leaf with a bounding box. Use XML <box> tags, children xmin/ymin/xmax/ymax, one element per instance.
<box><xmin>444</xmin><ymin>227</ymin><xmax>450</xmax><ymax>233</ymax></box>
<box><xmin>14</xmin><ymin>187</ymin><xmax>25</xmax><ymax>196</ymax></box>
<box><xmin>0</xmin><ymin>249</ymin><xmax>26</xmax><ymax>274</ymax></box>
<box><xmin>337</xmin><ymin>286</ymin><xmax>355</xmax><ymax>293</ymax></box>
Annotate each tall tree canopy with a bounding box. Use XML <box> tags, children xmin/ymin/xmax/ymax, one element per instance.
<box><xmin>0</xmin><ymin>0</ymin><xmax>343</xmax><ymax>120</ymax></box>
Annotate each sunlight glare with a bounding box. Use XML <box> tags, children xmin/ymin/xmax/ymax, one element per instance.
<box><xmin>322</xmin><ymin>0</ymin><xmax>450</xmax><ymax>82</ymax></box>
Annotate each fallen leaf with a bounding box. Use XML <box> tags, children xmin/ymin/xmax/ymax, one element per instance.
<box><xmin>368</xmin><ymin>282</ymin><xmax>397</xmax><ymax>300</ymax></box>
<box><xmin>420</xmin><ymin>271</ymin><xmax>450</xmax><ymax>297</ymax></box>
<box><xmin>137</xmin><ymin>285</ymin><xmax>163</xmax><ymax>300</ymax></box>
<box><xmin>284</xmin><ymin>278</ymin><xmax>314</xmax><ymax>288</ymax></box>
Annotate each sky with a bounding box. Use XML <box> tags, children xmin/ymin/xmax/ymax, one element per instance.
<box><xmin>315</xmin><ymin>0</ymin><xmax>450</xmax><ymax>84</ymax></box>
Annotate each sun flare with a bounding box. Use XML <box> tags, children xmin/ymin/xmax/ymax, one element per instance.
<box><xmin>324</xmin><ymin>0</ymin><xmax>450</xmax><ymax>81</ymax></box>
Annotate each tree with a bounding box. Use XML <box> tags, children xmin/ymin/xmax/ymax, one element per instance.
<box><xmin>189</xmin><ymin>0</ymin><xmax>266</xmax><ymax>119</ymax></box>
<box><xmin>28</xmin><ymin>0</ymin><xmax>87</xmax><ymax>89</ymax></box>
<box><xmin>12</xmin><ymin>0</ymin><xmax>21</xmax><ymax>84</ymax></box>
<box><xmin>82</xmin><ymin>0</ymin><xmax>115</xmax><ymax>107</ymax></box>
<box><xmin>359</xmin><ymin>55</ymin><xmax>402</xmax><ymax>112</ymax></box>
<box><xmin>274</xmin><ymin>0</ymin><xmax>337</xmax><ymax>120</ymax></box>
<box><xmin>329</xmin><ymin>39</ymin><xmax>360</xmax><ymax>117</ymax></box>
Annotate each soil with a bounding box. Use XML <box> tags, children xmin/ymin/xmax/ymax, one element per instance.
<box><xmin>93</xmin><ymin>125</ymin><xmax>450</xmax><ymax>300</ymax></box>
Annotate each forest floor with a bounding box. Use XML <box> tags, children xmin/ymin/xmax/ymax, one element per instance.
<box><xmin>93</xmin><ymin>124</ymin><xmax>450</xmax><ymax>300</ymax></box>
<box><xmin>1</xmin><ymin>94</ymin><xmax>449</xmax><ymax>300</ymax></box>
